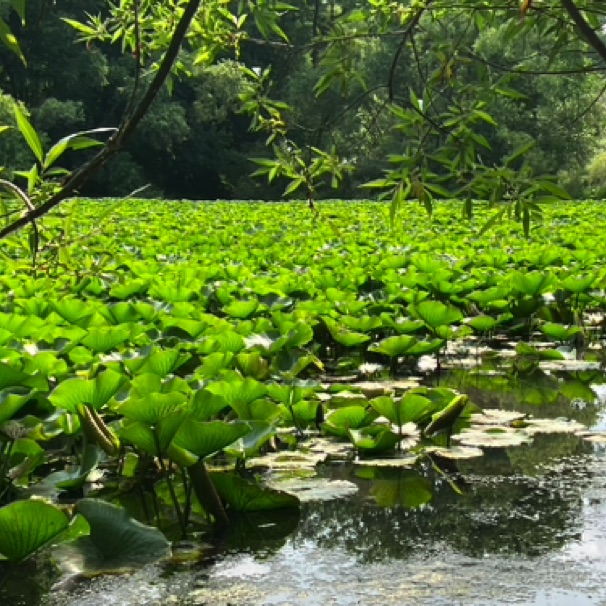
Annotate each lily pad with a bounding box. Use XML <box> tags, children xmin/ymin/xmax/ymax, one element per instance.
<box><xmin>246</xmin><ymin>450</ymin><xmax>326</xmax><ymax>471</ymax></box>
<box><xmin>354</xmin><ymin>455</ymin><xmax>419</xmax><ymax>468</ymax></box>
<box><xmin>54</xmin><ymin>498</ymin><xmax>171</xmax><ymax>574</ymax></box>
<box><xmin>470</xmin><ymin>409</ymin><xmax>527</xmax><ymax>425</ymax></box>
<box><xmin>425</xmin><ymin>445</ymin><xmax>484</xmax><ymax>459</ymax></box>
<box><xmin>453</xmin><ymin>426</ymin><xmax>532</xmax><ymax>448</ymax></box>
<box><xmin>523</xmin><ymin>417</ymin><xmax>586</xmax><ymax>436</ymax></box>
<box><xmin>266</xmin><ymin>477</ymin><xmax>358</xmax><ymax>502</ymax></box>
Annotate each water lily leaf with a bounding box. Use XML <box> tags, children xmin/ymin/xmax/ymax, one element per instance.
<box><xmin>354</xmin><ymin>455</ymin><xmax>419</xmax><ymax>468</ymax></box>
<box><xmin>82</xmin><ymin>325</ymin><xmax>131</xmax><ymax>353</ymax></box>
<box><xmin>510</xmin><ymin>271</ymin><xmax>555</xmax><ymax>296</ymax></box>
<box><xmin>199</xmin><ymin>331</ymin><xmax>246</xmax><ymax>354</ymax></box>
<box><xmin>0</xmin><ymin>363</ymin><xmax>47</xmax><ymax>391</ymax></box>
<box><xmin>412</xmin><ymin>300</ymin><xmax>463</xmax><ymax>329</ymax></box>
<box><xmin>370</xmin><ymin>393</ymin><xmax>433</xmax><ymax>427</ymax></box>
<box><xmin>539</xmin><ymin>323</ymin><xmax>583</xmax><ymax>341</ymax></box>
<box><xmin>424</xmin><ymin>394</ymin><xmax>469</xmax><ymax>437</ymax></box>
<box><xmin>235</xmin><ymin>352</ymin><xmax>269</xmax><ymax>379</ymax></box>
<box><xmin>117</xmin><ymin>392</ymin><xmax>188</xmax><ymax>424</ymax></box>
<box><xmin>349</xmin><ymin>425</ymin><xmax>401</xmax><ymax>455</ymax></box>
<box><xmin>246</xmin><ymin>450</ymin><xmax>326</xmax><ymax>471</ymax></box>
<box><xmin>126</xmin><ymin>349</ymin><xmax>191</xmax><ymax>377</ymax></box>
<box><xmin>49</xmin><ymin>370</ymin><xmax>127</xmax><ymax>413</ymax></box>
<box><xmin>190</xmin><ymin>389</ymin><xmax>229</xmax><ymax>421</ymax></box>
<box><xmin>206</xmin><ymin>378</ymin><xmax>271</xmax><ymax>419</ymax></box>
<box><xmin>51</xmin><ymin>299</ymin><xmax>95</xmax><ymax>327</ymax></box>
<box><xmin>523</xmin><ymin>417</ymin><xmax>585</xmax><ymax>435</ymax></box>
<box><xmin>454</xmin><ymin>426</ymin><xmax>532</xmax><ymax>448</ymax></box>
<box><xmin>267</xmin><ymin>477</ymin><xmax>358</xmax><ymax>502</ymax></box>
<box><xmin>223</xmin><ymin>299</ymin><xmax>259</xmax><ymax>319</ymax></box>
<box><xmin>322</xmin><ymin>317</ymin><xmax>370</xmax><ymax>347</ymax></box>
<box><xmin>323</xmin><ymin>405</ymin><xmax>375</xmax><ymax>437</ymax></box>
<box><xmin>467</xmin><ymin>315</ymin><xmax>498</xmax><ymax>332</ymax></box>
<box><xmin>368</xmin><ymin>335</ymin><xmax>417</xmax><ymax>358</ymax></box>
<box><xmin>196</xmin><ymin>352</ymin><xmax>235</xmax><ymax>378</ymax></box>
<box><xmin>470</xmin><ymin>409</ymin><xmax>526</xmax><ymax>425</ymax></box>
<box><xmin>0</xmin><ymin>387</ymin><xmax>36</xmax><ymax>424</ymax></box>
<box><xmin>48</xmin><ymin>443</ymin><xmax>102</xmax><ymax>491</ymax></box>
<box><xmin>560</xmin><ymin>274</ymin><xmax>596</xmax><ymax>294</ymax></box>
<box><xmin>0</xmin><ymin>499</ymin><xmax>70</xmax><ymax>563</ymax></box>
<box><xmin>425</xmin><ymin>445</ymin><xmax>484</xmax><ymax>459</ymax></box>
<box><xmin>71</xmin><ymin>499</ymin><xmax>170</xmax><ymax>568</ymax></box>
<box><xmin>407</xmin><ymin>338</ymin><xmax>445</xmax><ymax>355</ymax></box>
<box><xmin>224</xmin><ymin>420</ymin><xmax>275</xmax><ymax>458</ymax></box>
<box><xmin>210</xmin><ymin>472</ymin><xmax>299</xmax><ymax>511</ymax></box>
<box><xmin>173</xmin><ymin>420</ymin><xmax>251</xmax><ymax>460</ymax></box>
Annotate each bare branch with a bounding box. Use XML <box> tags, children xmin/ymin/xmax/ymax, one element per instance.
<box><xmin>560</xmin><ymin>0</ymin><xmax>606</xmax><ymax>65</ymax></box>
<box><xmin>0</xmin><ymin>0</ymin><xmax>202</xmax><ymax>241</ymax></box>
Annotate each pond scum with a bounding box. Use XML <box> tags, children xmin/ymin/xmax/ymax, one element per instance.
<box><xmin>1</xmin><ymin>198</ymin><xmax>606</xmax><ymax>599</ymax></box>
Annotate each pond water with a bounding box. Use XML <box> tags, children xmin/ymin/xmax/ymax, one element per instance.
<box><xmin>7</xmin><ymin>366</ymin><xmax>606</xmax><ymax>606</ymax></box>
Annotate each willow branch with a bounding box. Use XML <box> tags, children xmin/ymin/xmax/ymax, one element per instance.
<box><xmin>560</xmin><ymin>0</ymin><xmax>606</xmax><ymax>65</ymax></box>
<box><xmin>388</xmin><ymin>0</ymin><xmax>433</xmax><ymax>101</ymax></box>
<box><xmin>0</xmin><ymin>0</ymin><xmax>202</xmax><ymax>240</ymax></box>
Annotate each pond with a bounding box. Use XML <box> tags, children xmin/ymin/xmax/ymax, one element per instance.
<box><xmin>6</xmin><ymin>367</ymin><xmax>602</xmax><ymax>606</ymax></box>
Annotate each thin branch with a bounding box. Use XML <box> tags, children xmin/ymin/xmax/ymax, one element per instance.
<box><xmin>560</xmin><ymin>0</ymin><xmax>606</xmax><ymax>65</ymax></box>
<box><xmin>0</xmin><ymin>0</ymin><xmax>202</xmax><ymax>240</ymax></box>
<box><xmin>0</xmin><ymin>179</ymin><xmax>39</xmax><ymax>266</ymax></box>
<box><xmin>388</xmin><ymin>1</ymin><xmax>434</xmax><ymax>101</ymax></box>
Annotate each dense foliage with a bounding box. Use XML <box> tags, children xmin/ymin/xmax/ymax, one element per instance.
<box><xmin>0</xmin><ymin>1</ymin><xmax>605</xmax><ymax>207</ymax></box>
<box><xmin>0</xmin><ymin>198</ymin><xmax>604</xmax><ymax>571</ymax></box>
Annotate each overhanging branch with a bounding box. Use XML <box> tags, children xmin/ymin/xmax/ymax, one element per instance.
<box><xmin>0</xmin><ymin>0</ymin><xmax>202</xmax><ymax>241</ymax></box>
<box><xmin>560</xmin><ymin>0</ymin><xmax>606</xmax><ymax>65</ymax></box>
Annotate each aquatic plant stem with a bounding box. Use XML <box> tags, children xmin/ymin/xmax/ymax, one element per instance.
<box><xmin>152</xmin><ymin>430</ymin><xmax>186</xmax><ymax>536</ymax></box>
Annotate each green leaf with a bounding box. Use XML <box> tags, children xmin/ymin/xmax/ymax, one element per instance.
<box><xmin>349</xmin><ymin>425</ymin><xmax>401</xmax><ymax>455</ymax></box>
<box><xmin>370</xmin><ymin>393</ymin><xmax>434</xmax><ymax>427</ymax></box>
<box><xmin>368</xmin><ymin>335</ymin><xmax>417</xmax><ymax>358</ymax></box>
<box><xmin>539</xmin><ymin>323</ymin><xmax>582</xmax><ymax>342</ymax></box>
<box><xmin>0</xmin><ymin>17</ymin><xmax>25</xmax><ymax>64</ymax></box>
<box><xmin>173</xmin><ymin>420</ymin><xmax>250</xmax><ymax>460</ymax></box>
<box><xmin>210</xmin><ymin>472</ymin><xmax>299</xmax><ymax>511</ymax></box>
<box><xmin>424</xmin><ymin>394</ymin><xmax>469</xmax><ymax>437</ymax></box>
<box><xmin>412</xmin><ymin>301</ymin><xmax>463</xmax><ymax>329</ymax></box>
<box><xmin>323</xmin><ymin>405</ymin><xmax>375</xmax><ymax>437</ymax></box>
<box><xmin>0</xmin><ymin>500</ymin><xmax>69</xmax><ymax>562</ymax></box>
<box><xmin>73</xmin><ymin>499</ymin><xmax>170</xmax><ymax>563</ymax></box>
<box><xmin>49</xmin><ymin>370</ymin><xmax>127</xmax><ymax>413</ymax></box>
<box><xmin>117</xmin><ymin>392</ymin><xmax>187</xmax><ymax>425</ymax></box>
<box><xmin>14</xmin><ymin>105</ymin><xmax>43</xmax><ymax>163</ymax></box>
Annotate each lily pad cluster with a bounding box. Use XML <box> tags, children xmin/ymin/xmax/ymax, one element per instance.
<box><xmin>0</xmin><ymin>199</ymin><xmax>604</xmax><ymax>568</ymax></box>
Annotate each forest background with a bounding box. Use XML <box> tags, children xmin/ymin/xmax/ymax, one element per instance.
<box><xmin>0</xmin><ymin>0</ymin><xmax>606</xmax><ymax>206</ymax></box>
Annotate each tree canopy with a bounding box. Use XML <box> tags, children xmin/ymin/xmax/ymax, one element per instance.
<box><xmin>0</xmin><ymin>0</ymin><xmax>605</xmax><ymax>238</ymax></box>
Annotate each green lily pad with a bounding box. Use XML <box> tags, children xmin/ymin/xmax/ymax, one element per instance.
<box><xmin>0</xmin><ymin>499</ymin><xmax>70</xmax><ymax>563</ymax></box>
<box><xmin>53</xmin><ymin>499</ymin><xmax>170</xmax><ymax>575</ymax></box>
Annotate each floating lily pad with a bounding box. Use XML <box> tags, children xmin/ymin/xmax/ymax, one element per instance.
<box><xmin>577</xmin><ymin>431</ymin><xmax>606</xmax><ymax>444</ymax></box>
<box><xmin>453</xmin><ymin>426</ymin><xmax>532</xmax><ymax>448</ymax></box>
<box><xmin>305</xmin><ymin>437</ymin><xmax>354</xmax><ymax>460</ymax></box>
<box><xmin>354</xmin><ymin>455</ymin><xmax>419</xmax><ymax>468</ymax></box>
<box><xmin>470</xmin><ymin>409</ymin><xmax>527</xmax><ymax>425</ymax></box>
<box><xmin>425</xmin><ymin>445</ymin><xmax>484</xmax><ymax>459</ymax></box>
<box><xmin>246</xmin><ymin>450</ymin><xmax>326</xmax><ymax>471</ymax></box>
<box><xmin>267</xmin><ymin>477</ymin><xmax>358</xmax><ymax>502</ymax></box>
<box><xmin>523</xmin><ymin>417</ymin><xmax>586</xmax><ymax>436</ymax></box>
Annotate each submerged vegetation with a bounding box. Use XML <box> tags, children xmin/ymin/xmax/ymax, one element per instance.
<box><xmin>0</xmin><ymin>198</ymin><xmax>605</xmax><ymax>592</ymax></box>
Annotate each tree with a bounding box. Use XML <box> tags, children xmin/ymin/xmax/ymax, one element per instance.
<box><xmin>0</xmin><ymin>1</ymin><xmax>606</xmax><ymax>242</ymax></box>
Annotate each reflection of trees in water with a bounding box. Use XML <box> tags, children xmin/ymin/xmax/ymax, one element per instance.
<box><xmin>292</xmin><ymin>451</ymin><xmax>588</xmax><ymax>562</ymax></box>
<box><xmin>441</xmin><ymin>367</ymin><xmax>604</xmax><ymax>427</ymax></box>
